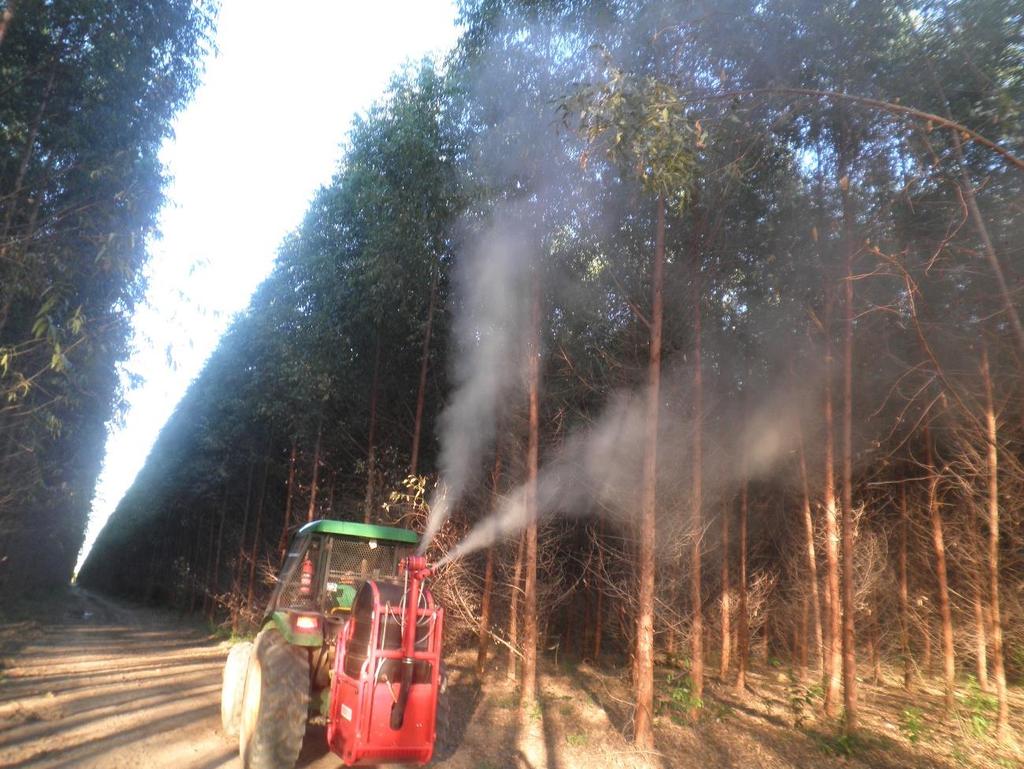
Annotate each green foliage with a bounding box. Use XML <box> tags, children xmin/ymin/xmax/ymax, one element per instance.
<box><xmin>1008</xmin><ymin>644</ymin><xmax>1024</xmax><ymax>676</ymax></box>
<box><xmin>565</xmin><ymin>732</ymin><xmax>586</xmax><ymax>746</ymax></box>
<box><xmin>786</xmin><ymin>676</ymin><xmax>820</xmax><ymax>728</ymax></box>
<box><xmin>958</xmin><ymin>676</ymin><xmax>998</xmax><ymax>738</ymax></box>
<box><xmin>494</xmin><ymin>692</ymin><xmax>518</xmax><ymax>710</ymax></box>
<box><xmin>900</xmin><ymin>706</ymin><xmax>927</xmax><ymax>744</ymax></box>
<box><xmin>951</xmin><ymin>746</ymin><xmax>971</xmax><ymax>766</ymax></box>
<box><xmin>812</xmin><ymin>731</ymin><xmax>858</xmax><ymax>758</ymax></box>
<box><xmin>384</xmin><ymin>475</ymin><xmax>432</xmax><ymax>518</ymax></box>
<box><xmin>658</xmin><ymin>672</ymin><xmax>703</xmax><ymax>722</ymax></box>
<box><xmin>563</xmin><ymin>58</ymin><xmax>699</xmax><ymax>210</ymax></box>
<box><xmin>809</xmin><ymin>727</ymin><xmax>893</xmax><ymax>758</ymax></box>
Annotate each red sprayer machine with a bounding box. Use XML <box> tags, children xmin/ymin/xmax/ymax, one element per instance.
<box><xmin>221</xmin><ymin>521</ymin><xmax>446</xmax><ymax>769</ymax></box>
<box><xmin>328</xmin><ymin>555</ymin><xmax>445</xmax><ymax>765</ymax></box>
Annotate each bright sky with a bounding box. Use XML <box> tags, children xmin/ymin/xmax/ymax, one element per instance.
<box><xmin>75</xmin><ymin>0</ymin><xmax>461</xmax><ymax>572</ymax></box>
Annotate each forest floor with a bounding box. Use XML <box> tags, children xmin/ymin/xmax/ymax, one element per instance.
<box><xmin>1</xmin><ymin>589</ymin><xmax>1021</xmax><ymax>769</ymax></box>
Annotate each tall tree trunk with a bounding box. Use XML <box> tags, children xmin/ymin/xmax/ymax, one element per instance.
<box><xmin>519</xmin><ymin>269</ymin><xmax>541</xmax><ymax>710</ymax></box>
<box><xmin>980</xmin><ymin>348</ymin><xmax>1009</xmax><ymax>741</ymax></box>
<box><xmin>840</xmin><ymin>207</ymin><xmax>858</xmax><ymax>732</ymax></box>
<box><xmin>821</xmin><ymin>288</ymin><xmax>843</xmax><ymax>718</ymax></box>
<box><xmin>690</xmin><ymin>229</ymin><xmax>704</xmax><ymax>704</ymax></box>
<box><xmin>476</xmin><ymin>546</ymin><xmax>495</xmax><ymax>677</ymax></box>
<box><xmin>719</xmin><ymin>499</ymin><xmax>731</xmax><ymax>680</ymax></box>
<box><xmin>799</xmin><ymin>596</ymin><xmax>809</xmax><ymax>678</ymax></box>
<box><xmin>798</xmin><ymin>420</ymin><xmax>824</xmax><ymax>674</ymax></box>
<box><xmin>202</xmin><ymin>503</ymin><xmax>217</xmax><ymax>615</ymax></box>
<box><xmin>208</xmin><ymin>481</ymin><xmax>229</xmax><ymax>621</ymax></box>
<box><xmin>898</xmin><ymin>481</ymin><xmax>912</xmax><ymax>690</ymax></box>
<box><xmin>869</xmin><ymin>602</ymin><xmax>881</xmax><ymax>684</ymax></box>
<box><xmin>923</xmin><ymin>614</ymin><xmax>932</xmax><ymax>672</ymax></box>
<box><xmin>477</xmin><ymin>449</ymin><xmax>502</xmax><ymax>678</ymax></box>
<box><xmin>507</xmin><ymin>530</ymin><xmax>526</xmax><ymax>681</ymax></box>
<box><xmin>247</xmin><ymin>452</ymin><xmax>271</xmax><ymax>613</ymax></box>
<box><xmin>972</xmin><ymin>580</ymin><xmax>988</xmax><ymax>692</ymax></box>
<box><xmin>926</xmin><ymin>429</ymin><xmax>956</xmax><ymax>711</ymax></box>
<box><xmin>581</xmin><ymin>597</ymin><xmax>590</xmax><ymax>659</ymax></box>
<box><xmin>307</xmin><ymin>417</ymin><xmax>323</xmax><ymax>523</ymax></box>
<box><xmin>188</xmin><ymin>511</ymin><xmax>205</xmax><ymax>614</ymax></box>
<box><xmin>593</xmin><ymin>565</ymin><xmax>604</xmax><ymax>662</ymax></box>
<box><xmin>232</xmin><ymin>459</ymin><xmax>256</xmax><ymax>633</ymax></box>
<box><xmin>735</xmin><ymin>479</ymin><xmax>749</xmax><ymax>693</ymax></box>
<box><xmin>278</xmin><ymin>437</ymin><xmax>297</xmax><ymax>560</ymax></box>
<box><xmin>634</xmin><ymin>194</ymin><xmax>665</xmax><ymax>749</ymax></box>
<box><xmin>364</xmin><ymin>338</ymin><xmax>382</xmax><ymax>523</ymax></box>
<box><xmin>410</xmin><ymin>269</ymin><xmax>438</xmax><ymax>477</ymax></box>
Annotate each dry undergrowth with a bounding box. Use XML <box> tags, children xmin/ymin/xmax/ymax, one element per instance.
<box><xmin>444</xmin><ymin>648</ymin><xmax>1024</xmax><ymax>769</ymax></box>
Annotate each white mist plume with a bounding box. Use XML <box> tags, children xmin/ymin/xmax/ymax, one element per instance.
<box><xmin>436</xmin><ymin>360</ymin><xmax>824</xmax><ymax>567</ymax></box>
<box><xmin>420</xmin><ymin>210</ymin><xmax>537</xmax><ymax>551</ymax></box>
<box><xmin>437</xmin><ymin>390</ymin><xmax>646</xmax><ymax>565</ymax></box>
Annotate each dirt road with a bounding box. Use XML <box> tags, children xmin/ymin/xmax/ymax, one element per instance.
<box><xmin>4</xmin><ymin>589</ymin><xmax>1016</xmax><ymax>769</ymax></box>
<box><xmin>0</xmin><ymin>589</ymin><xmax>255</xmax><ymax>769</ymax></box>
<box><xmin>0</xmin><ymin>589</ymin><xmax>607</xmax><ymax>769</ymax></box>
<box><xmin>0</xmin><ymin>586</ymin><xmax>637</xmax><ymax>769</ymax></box>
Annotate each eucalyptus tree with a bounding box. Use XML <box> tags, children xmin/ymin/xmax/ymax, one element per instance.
<box><xmin>566</xmin><ymin>59</ymin><xmax>699</xmax><ymax>744</ymax></box>
<box><xmin>0</xmin><ymin>0</ymin><xmax>214</xmax><ymax>597</ymax></box>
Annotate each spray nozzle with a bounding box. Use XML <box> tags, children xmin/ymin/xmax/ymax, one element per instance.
<box><xmin>399</xmin><ymin>555</ymin><xmax>433</xmax><ymax>580</ymax></box>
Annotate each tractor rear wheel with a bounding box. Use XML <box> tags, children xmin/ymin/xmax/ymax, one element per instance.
<box><xmin>239</xmin><ymin>628</ymin><xmax>310</xmax><ymax>769</ymax></box>
<box><xmin>220</xmin><ymin>641</ymin><xmax>253</xmax><ymax>738</ymax></box>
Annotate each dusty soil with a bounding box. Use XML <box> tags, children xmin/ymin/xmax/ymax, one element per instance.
<box><xmin>1</xmin><ymin>589</ymin><xmax>1021</xmax><ymax>769</ymax></box>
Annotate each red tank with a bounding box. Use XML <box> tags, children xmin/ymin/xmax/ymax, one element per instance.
<box><xmin>327</xmin><ymin>557</ymin><xmax>444</xmax><ymax>766</ymax></box>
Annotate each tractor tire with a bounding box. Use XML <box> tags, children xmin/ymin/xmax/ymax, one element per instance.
<box><xmin>220</xmin><ymin>641</ymin><xmax>253</xmax><ymax>738</ymax></box>
<box><xmin>239</xmin><ymin>628</ymin><xmax>310</xmax><ymax>769</ymax></box>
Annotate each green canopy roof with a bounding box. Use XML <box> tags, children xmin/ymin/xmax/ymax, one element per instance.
<box><xmin>298</xmin><ymin>518</ymin><xmax>419</xmax><ymax>545</ymax></box>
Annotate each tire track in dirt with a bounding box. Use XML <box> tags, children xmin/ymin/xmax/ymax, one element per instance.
<box><xmin>0</xmin><ymin>588</ymin><xmax>637</xmax><ymax>769</ymax></box>
<box><xmin>0</xmin><ymin>589</ymin><xmax>244</xmax><ymax>769</ymax></box>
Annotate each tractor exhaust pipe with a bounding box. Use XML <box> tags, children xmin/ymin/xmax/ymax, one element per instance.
<box><xmin>390</xmin><ymin>556</ymin><xmax>432</xmax><ymax>730</ymax></box>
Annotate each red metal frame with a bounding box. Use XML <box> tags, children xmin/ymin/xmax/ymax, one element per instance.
<box><xmin>327</xmin><ymin>566</ymin><xmax>444</xmax><ymax>766</ymax></box>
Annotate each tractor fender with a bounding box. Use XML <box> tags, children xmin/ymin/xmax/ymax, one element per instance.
<box><xmin>266</xmin><ymin>610</ymin><xmax>323</xmax><ymax>647</ymax></box>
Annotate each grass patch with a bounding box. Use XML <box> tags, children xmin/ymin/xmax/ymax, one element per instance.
<box><xmin>957</xmin><ymin>676</ymin><xmax>998</xmax><ymax>738</ymax></box>
<box><xmin>657</xmin><ymin>672</ymin><xmax>703</xmax><ymax>723</ymax></box>
<box><xmin>900</xmin><ymin>706</ymin><xmax>927</xmax><ymax>744</ymax></box>
<box><xmin>494</xmin><ymin>691</ymin><xmax>518</xmax><ymax>710</ymax></box>
<box><xmin>806</xmin><ymin>727</ymin><xmax>894</xmax><ymax>758</ymax></box>
<box><xmin>527</xmin><ymin>701</ymin><xmax>543</xmax><ymax>721</ymax></box>
<box><xmin>786</xmin><ymin>676</ymin><xmax>821</xmax><ymax>728</ymax></box>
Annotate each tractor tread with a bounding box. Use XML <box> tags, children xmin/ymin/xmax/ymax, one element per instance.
<box><xmin>220</xmin><ymin>640</ymin><xmax>253</xmax><ymax>738</ymax></box>
<box><xmin>239</xmin><ymin>627</ymin><xmax>310</xmax><ymax>769</ymax></box>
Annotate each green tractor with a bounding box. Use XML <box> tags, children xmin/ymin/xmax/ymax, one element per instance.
<box><xmin>220</xmin><ymin>519</ymin><xmax>446</xmax><ymax>769</ymax></box>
